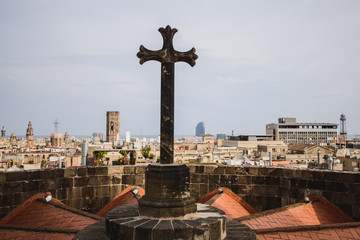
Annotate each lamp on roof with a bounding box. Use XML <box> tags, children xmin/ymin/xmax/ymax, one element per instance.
<box><xmin>45</xmin><ymin>192</ymin><xmax>52</xmax><ymax>202</ymax></box>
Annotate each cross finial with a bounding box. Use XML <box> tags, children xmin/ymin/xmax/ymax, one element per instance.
<box><xmin>137</xmin><ymin>25</ymin><xmax>198</xmax><ymax>66</ymax></box>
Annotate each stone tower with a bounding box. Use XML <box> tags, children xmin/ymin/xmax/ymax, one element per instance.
<box><xmin>26</xmin><ymin>121</ymin><xmax>34</xmax><ymax>148</ymax></box>
<box><xmin>1</xmin><ymin>126</ymin><xmax>5</xmax><ymax>138</ymax></box>
<box><xmin>106</xmin><ymin>111</ymin><xmax>120</xmax><ymax>142</ymax></box>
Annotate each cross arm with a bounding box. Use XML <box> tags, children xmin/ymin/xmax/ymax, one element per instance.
<box><xmin>137</xmin><ymin>45</ymin><xmax>165</xmax><ymax>65</ymax></box>
<box><xmin>174</xmin><ymin>48</ymin><xmax>198</xmax><ymax>67</ymax></box>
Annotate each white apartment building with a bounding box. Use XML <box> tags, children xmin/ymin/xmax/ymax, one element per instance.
<box><xmin>266</xmin><ymin>117</ymin><xmax>338</xmax><ymax>145</ymax></box>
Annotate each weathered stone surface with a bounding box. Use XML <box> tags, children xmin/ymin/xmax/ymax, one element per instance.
<box><xmin>1</xmin><ymin>165</ymin><xmax>360</xmax><ymax>221</ymax></box>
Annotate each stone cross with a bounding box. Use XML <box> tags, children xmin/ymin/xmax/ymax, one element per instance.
<box><xmin>137</xmin><ymin>25</ymin><xmax>198</xmax><ymax>164</ymax></box>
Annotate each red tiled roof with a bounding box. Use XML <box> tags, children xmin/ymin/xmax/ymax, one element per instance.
<box><xmin>256</xmin><ymin>222</ymin><xmax>360</xmax><ymax>240</ymax></box>
<box><xmin>96</xmin><ymin>186</ymin><xmax>145</xmax><ymax>217</ymax></box>
<box><xmin>237</xmin><ymin>195</ymin><xmax>354</xmax><ymax>230</ymax></box>
<box><xmin>0</xmin><ymin>228</ymin><xmax>75</xmax><ymax>240</ymax></box>
<box><xmin>198</xmin><ymin>187</ymin><xmax>258</xmax><ymax>219</ymax></box>
<box><xmin>0</xmin><ymin>193</ymin><xmax>103</xmax><ymax>238</ymax></box>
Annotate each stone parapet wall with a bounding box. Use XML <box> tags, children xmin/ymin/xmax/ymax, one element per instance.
<box><xmin>0</xmin><ymin>166</ymin><xmax>146</xmax><ymax>220</ymax></box>
<box><xmin>187</xmin><ymin>165</ymin><xmax>360</xmax><ymax>220</ymax></box>
<box><xmin>1</xmin><ymin>165</ymin><xmax>359</xmax><ymax>221</ymax></box>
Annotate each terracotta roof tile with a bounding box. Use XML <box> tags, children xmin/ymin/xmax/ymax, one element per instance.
<box><xmin>96</xmin><ymin>186</ymin><xmax>145</xmax><ymax>217</ymax></box>
<box><xmin>198</xmin><ymin>187</ymin><xmax>258</xmax><ymax>219</ymax></box>
<box><xmin>0</xmin><ymin>229</ymin><xmax>75</xmax><ymax>240</ymax></box>
<box><xmin>0</xmin><ymin>194</ymin><xmax>102</xmax><ymax>234</ymax></box>
<box><xmin>256</xmin><ymin>222</ymin><xmax>360</xmax><ymax>240</ymax></box>
<box><xmin>237</xmin><ymin>195</ymin><xmax>354</xmax><ymax>230</ymax></box>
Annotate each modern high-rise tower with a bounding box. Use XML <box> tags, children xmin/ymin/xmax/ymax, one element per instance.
<box><xmin>106</xmin><ymin>111</ymin><xmax>120</xmax><ymax>142</ymax></box>
<box><xmin>195</xmin><ymin>122</ymin><xmax>205</xmax><ymax>137</ymax></box>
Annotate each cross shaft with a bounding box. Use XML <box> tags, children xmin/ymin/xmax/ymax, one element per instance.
<box><xmin>137</xmin><ymin>26</ymin><xmax>198</xmax><ymax>164</ymax></box>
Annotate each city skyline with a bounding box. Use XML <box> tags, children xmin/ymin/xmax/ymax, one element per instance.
<box><xmin>1</xmin><ymin>1</ymin><xmax>360</xmax><ymax>136</ymax></box>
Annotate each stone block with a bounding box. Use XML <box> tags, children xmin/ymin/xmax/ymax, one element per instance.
<box><xmin>6</xmin><ymin>171</ymin><xmax>28</xmax><ymax>182</ymax></box>
<box><xmin>27</xmin><ymin>171</ymin><xmax>41</xmax><ymax>180</ymax></box>
<box><xmin>108</xmin><ymin>166</ymin><xmax>124</xmax><ymax>175</ymax></box>
<box><xmin>61</xmin><ymin>178</ymin><xmax>74</xmax><ymax>188</ymax></box>
<box><xmin>122</xmin><ymin>174</ymin><xmax>135</xmax><ymax>185</ymax></box>
<box><xmin>225</xmin><ymin>167</ymin><xmax>235</xmax><ymax>174</ymax></box>
<box><xmin>326</xmin><ymin>182</ymin><xmax>348</xmax><ymax>192</ymax></box>
<box><xmin>153</xmin><ymin>220</ymin><xmax>175</xmax><ymax>240</ymax></box>
<box><xmin>187</xmin><ymin>165</ymin><xmax>196</xmax><ymax>173</ymax></box>
<box><xmin>338</xmin><ymin>173</ymin><xmax>355</xmax><ymax>183</ymax></box>
<box><xmin>350</xmin><ymin>183</ymin><xmax>360</xmax><ymax>193</ymax></box>
<box><xmin>264</xmin><ymin>176</ymin><xmax>280</xmax><ymax>186</ymax></box>
<box><xmin>204</xmin><ymin>165</ymin><xmax>216</xmax><ymax>174</ymax></box>
<box><xmin>289</xmin><ymin>179</ymin><xmax>307</xmax><ymax>188</ymax></box>
<box><xmin>55</xmin><ymin>188</ymin><xmax>67</xmax><ymax>200</ymax></box>
<box><xmin>308</xmin><ymin>180</ymin><xmax>326</xmax><ymax>190</ymax></box>
<box><xmin>172</xmin><ymin>220</ymin><xmax>193</xmax><ymax>240</ymax></box>
<box><xmin>267</xmin><ymin>168</ymin><xmax>284</xmax><ymax>177</ymax></box>
<box><xmin>312</xmin><ymin>171</ymin><xmax>326</xmax><ymax>181</ymax></box>
<box><xmin>195</xmin><ymin>165</ymin><xmax>205</xmax><ymax>173</ymax></box>
<box><xmin>134</xmin><ymin>220</ymin><xmax>158</xmax><ymax>240</ymax></box>
<box><xmin>301</xmin><ymin>169</ymin><xmax>313</xmax><ymax>180</ymax></box>
<box><xmin>77</xmin><ymin>167</ymin><xmax>88</xmax><ymax>176</ymax></box>
<box><xmin>67</xmin><ymin>187</ymin><xmax>82</xmax><ymax>199</ymax></box>
<box><xmin>87</xmin><ymin>167</ymin><xmax>96</xmax><ymax>175</ymax></box>
<box><xmin>246</xmin><ymin>167</ymin><xmax>258</xmax><ymax>176</ymax></box>
<box><xmin>213</xmin><ymin>166</ymin><xmax>226</xmax><ymax>175</ymax></box>
<box><xmin>64</xmin><ymin>168</ymin><xmax>76</xmax><ymax>178</ymax></box>
<box><xmin>252</xmin><ymin>176</ymin><xmax>265</xmax><ymax>185</ymax></box>
<box><xmin>135</xmin><ymin>166</ymin><xmax>146</xmax><ymax>174</ymax></box>
<box><xmin>199</xmin><ymin>183</ymin><xmax>209</xmax><ymax>197</ymax></box>
<box><xmin>22</xmin><ymin>180</ymin><xmax>41</xmax><ymax>192</ymax></box>
<box><xmin>124</xmin><ymin>166</ymin><xmax>135</xmax><ymax>174</ymax></box>
<box><xmin>82</xmin><ymin>186</ymin><xmax>95</xmax><ymax>198</ymax></box>
<box><xmin>291</xmin><ymin>169</ymin><xmax>303</xmax><ymax>179</ymax></box>
<box><xmin>258</xmin><ymin>167</ymin><xmax>269</xmax><ymax>176</ymax></box>
<box><xmin>135</xmin><ymin>175</ymin><xmax>144</xmax><ymax>186</ymax></box>
<box><xmin>0</xmin><ymin>174</ymin><xmax>5</xmax><ymax>184</ymax></box>
<box><xmin>354</xmin><ymin>174</ymin><xmax>360</xmax><ymax>183</ymax></box>
<box><xmin>0</xmin><ymin>194</ymin><xmax>14</xmax><ymax>206</ymax></box>
<box><xmin>209</xmin><ymin>174</ymin><xmax>220</xmax><ymax>184</ymax></box>
<box><xmin>111</xmin><ymin>175</ymin><xmax>122</xmax><ymax>184</ymax></box>
<box><xmin>230</xmin><ymin>184</ymin><xmax>247</xmax><ymax>195</ymax></box>
<box><xmin>52</xmin><ymin>169</ymin><xmax>65</xmax><ymax>178</ymax></box>
<box><xmin>236</xmin><ymin>175</ymin><xmax>250</xmax><ymax>184</ymax></box>
<box><xmin>234</xmin><ymin>167</ymin><xmax>248</xmax><ymax>175</ymax></box>
<box><xmin>40</xmin><ymin>178</ymin><xmax>62</xmax><ymax>191</ymax></box>
<box><xmin>5</xmin><ymin>181</ymin><xmax>23</xmax><ymax>194</ymax></box>
<box><xmin>74</xmin><ymin>177</ymin><xmax>89</xmax><ymax>187</ymax></box>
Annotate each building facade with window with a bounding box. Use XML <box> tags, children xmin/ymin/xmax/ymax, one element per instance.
<box><xmin>266</xmin><ymin>117</ymin><xmax>338</xmax><ymax>145</ymax></box>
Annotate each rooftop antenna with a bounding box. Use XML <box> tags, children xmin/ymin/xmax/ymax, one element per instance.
<box><xmin>54</xmin><ymin>119</ymin><xmax>59</xmax><ymax>133</ymax></box>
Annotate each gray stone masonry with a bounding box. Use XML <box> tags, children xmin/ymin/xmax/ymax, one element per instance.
<box><xmin>1</xmin><ymin>165</ymin><xmax>360</xmax><ymax>221</ymax></box>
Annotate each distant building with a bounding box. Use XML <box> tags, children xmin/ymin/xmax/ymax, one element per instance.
<box><xmin>26</xmin><ymin>121</ymin><xmax>35</xmax><ymax>149</ymax></box>
<box><xmin>216</xmin><ymin>134</ymin><xmax>227</xmax><ymax>140</ymax></box>
<box><xmin>1</xmin><ymin>126</ymin><xmax>5</xmax><ymax>138</ymax></box>
<box><xmin>125</xmin><ymin>131</ymin><xmax>131</xmax><ymax>142</ymax></box>
<box><xmin>50</xmin><ymin>133</ymin><xmax>63</xmax><ymax>147</ymax></box>
<box><xmin>93</xmin><ymin>132</ymin><xmax>104</xmax><ymax>141</ymax></box>
<box><xmin>195</xmin><ymin>122</ymin><xmax>205</xmax><ymax>137</ymax></box>
<box><xmin>266</xmin><ymin>117</ymin><xmax>338</xmax><ymax>145</ymax></box>
<box><xmin>106</xmin><ymin>111</ymin><xmax>120</xmax><ymax>142</ymax></box>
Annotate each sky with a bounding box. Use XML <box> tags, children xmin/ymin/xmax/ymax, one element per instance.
<box><xmin>1</xmin><ymin>1</ymin><xmax>359</xmax><ymax>137</ymax></box>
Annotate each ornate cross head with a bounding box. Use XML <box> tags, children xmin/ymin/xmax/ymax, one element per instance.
<box><xmin>137</xmin><ymin>25</ymin><xmax>198</xmax><ymax>66</ymax></box>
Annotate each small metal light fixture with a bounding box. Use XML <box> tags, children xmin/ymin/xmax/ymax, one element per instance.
<box><xmin>218</xmin><ymin>189</ymin><xmax>224</xmax><ymax>194</ymax></box>
<box><xmin>304</xmin><ymin>196</ymin><xmax>310</xmax><ymax>203</ymax></box>
<box><xmin>45</xmin><ymin>192</ymin><xmax>52</xmax><ymax>202</ymax></box>
<box><xmin>132</xmin><ymin>188</ymin><xmax>139</xmax><ymax>196</ymax></box>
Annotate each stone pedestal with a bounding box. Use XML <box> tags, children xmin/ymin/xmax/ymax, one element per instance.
<box><xmin>106</xmin><ymin>203</ymin><xmax>227</xmax><ymax>240</ymax></box>
<box><xmin>138</xmin><ymin>164</ymin><xmax>196</xmax><ymax>218</ymax></box>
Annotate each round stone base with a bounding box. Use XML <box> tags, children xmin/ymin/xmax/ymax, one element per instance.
<box><xmin>106</xmin><ymin>203</ymin><xmax>226</xmax><ymax>240</ymax></box>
